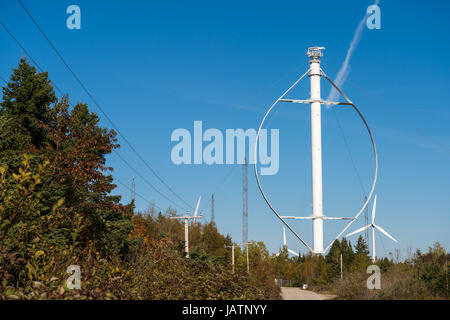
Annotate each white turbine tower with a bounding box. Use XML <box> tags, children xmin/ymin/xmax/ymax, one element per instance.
<box><xmin>169</xmin><ymin>196</ymin><xmax>202</xmax><ymax>258</ymax></box>
<box><xmin>277</xmin><ymin>227</ymin><xmax>299</xmax><ymax>257</ymax></box>
<box><xmin>346</xmin><ymin>195</ymin><xmax>397</xmax><ymax>263</ymax></box>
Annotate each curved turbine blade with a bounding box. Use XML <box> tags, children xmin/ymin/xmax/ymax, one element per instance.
<box><xmin>288</xmin><ymin>248</ymin><xmax>299</xmax><ymax>257</ymax></box>
<box><xmin>372</xmin><ymin>195</ymin><xmax>377</xmax><ymax>224</ymax></box>
<box><xmin>374</xmin><ymin>225</ymin><xmax>398</xmax><ymax>243</ymax></box>
<box><xmin>346</xmin><ymin>225</ymin><xmax>370</xmax><ymax>237</ymax></box>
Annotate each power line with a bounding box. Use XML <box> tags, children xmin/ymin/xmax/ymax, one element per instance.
<box><xmin>348</xmin><ymin>79</ymin><xmax>450</xmax><ymax>155</ymax></box>
<box><xmin>259</xmin><ymin>67</ymin><xmax>368</xmax><ymax>198</ymax></box>
<box><xmin>376</xmin><ymin>228</ymin><xmax>387</xmax><ymax>259</ymax></box>
<box><xmin>0</xmin><ymin>21</ymin><xmax>67</xmax><ymax>99</ymax></box>
<box><xmin>0</xmin><ymin>75</ymin><xmax>7</xmax><ymax>84</ymax></box>
<box><xmin>114</xmin><ymin>176</ymin><xmax>163</xmax><ymax>212</ymax></box>
<box><xmin>0</xmin><ymin>75</ymin><xmax>6</xmax><ymax>101</ymax></box>
<box><xmin>200</xmin><ymin>164</ymin><xmax>238</xmax><ymax>212</ymax></box>
<box><xmin>330</xmin><ymin>100</ymin><xmax>370</xmax><ymax>242</ymax></box>
<box><xmin>197</xmin><ymin>66</ymin><xmax>311</xmax><ymax>216</ymax></box>
<box><xmin>211</xmin><ymin>194</ymin><xmax>215</xmax><ymax>223</ymax></box>
<box><xmin>258</xmin><ymin>66</ymin><xmax>368</xmax><ymax>211</ymax></box>
<box><xmin>247</xmin><ymin>63</ymin><xmax>308</xmax><ymax>105</ymax></box>
<box><xmin>113</xmin><ymin>151</ymin><xmax>188</xmax><ymax>211</ymax></box>
<box><xmin>321</xmin><ymin>64</ymin><xmax>450</xmax><ymax>156</ymax></box>
<box><xmin>330</xmin><ymin>108</ymin><xmax>371</xmax><ymax>246</ymax></box>
<box><xmin>16</xmin><ymin>0</ymin><xmax>194</xmax><ymax>210</ymax></box>
<box><xmin>0</xmin><ymin>20</ymin><xmax>187</xmax><ymax>212</ymax></box>
<box><xmin>331</xmin><ymin>108</ymin><xmax>367</xmax><ymax>196</ymax></box>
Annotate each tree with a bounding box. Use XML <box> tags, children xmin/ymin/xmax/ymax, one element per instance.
<box><xmin>313</xmin><ymin>256</ymin><xmax>329</xmax><ymax>286</ymax></box>
<box><xmin>0</xmin><ymin>155</ymin><xmax>66</xmax><ymax>284</ymax></box>
<box><xmin>377</xmin><ymin>257</ymin><xmax>392</xmax><ymax>273</ymax></box>
<box><xmin>340</xmin><ymin>238</ymin><xmax>355</xmax><ymax>270</ymax></box>
<box><xmin>0</xmin><ymin>59</ymin><xmax>133</xmax><ymax>257</ymax></box>
<box><xmin>354</xmin><ymin>235</ymin><xmax>370</xmax><ymax>256</ymax></box>
<box><xmin>273</xmin><ymin>246</ymin><xmax>290</xmax><ymax>279</ymax></box>
<box><xmin>350</xmin><ymin>235</ymin><xmax>371</xmax><ymax>271</ymax></box>
<box><xmin>201</xmin><ymin>222</ymin><xmax>227</xmax><ymax>260</ymax></box>
<box><xmin>0</xmin><ymin>58</ymin><xmax>56</xmax><ymax>169</ymax></box>
<box><xmin>0</xmin><ymin>58</ymin><xmax>282</xmax><ymax>300</ymax></box>
<box><xmin>325</xmin><ymin>239</ymin><xmax>342</xmax><ymax>281</ymax></box>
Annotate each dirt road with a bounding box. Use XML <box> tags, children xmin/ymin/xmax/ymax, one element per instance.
<box><xmin>280</xmin><ymin>287</ymin><xmax>335</xmax><ymax>300</ymax></box>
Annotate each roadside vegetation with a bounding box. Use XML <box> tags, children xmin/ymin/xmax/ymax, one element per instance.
<box><xmin>273</xmin><ymin>237</ymin><xmax>448</xmax><ymax>300</ymax></box>
<box><xmin>0</xmin><ymin>58</ymin><xmax>279</xmax><ymax>300</ymax></box>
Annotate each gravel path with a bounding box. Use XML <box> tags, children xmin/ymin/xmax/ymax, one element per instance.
<box><xmin>280</xmin><ymin>287</ymin><xmax>335</xmax><ymax>300</ymax></box>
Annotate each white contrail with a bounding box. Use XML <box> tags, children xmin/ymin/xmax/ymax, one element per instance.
<box><xmin>327</xmin><ymin>0</ymin><xmax>380</xmax><ymax>103</ymax></box>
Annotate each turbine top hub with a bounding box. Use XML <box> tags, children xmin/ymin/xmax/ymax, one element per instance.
<box><xmin>307</xmin><ymin>47</ymin><xmax>325</xmax><ymax>62</ymax></box>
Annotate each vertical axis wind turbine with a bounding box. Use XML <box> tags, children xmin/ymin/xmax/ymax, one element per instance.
<box><xmin>254</xmin><ymin>47</ymin><xmax>378</xmax><ymax>255</ymax></box>
<box><xmin>169</xmin><ymin>196</ymin><xmax>202</xmax><ymax>258</ymax></box>
<box><xmin>346</xmin><ymin>195</ymin><xmax>397</xmax><ymax>262</ymax></box>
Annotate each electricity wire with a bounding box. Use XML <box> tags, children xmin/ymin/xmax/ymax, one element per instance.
<box><xmin>15</xmin><ymin>0</ymin><xmax>194</xmax><ymax>210</ymax></box>
<box><xmin>199</xmin><ymin>164</ymin><xmax>238</xmax><ymax>213</ymax></box>
<box><xmin>1</xmin><ymin>20</ymin><xmax>188</xmax><ymax>212</ymax></box>
<box><xmin>114</xmin><ymin>176</ymin><xmax>164</xmax><ymax>212</ymax></box>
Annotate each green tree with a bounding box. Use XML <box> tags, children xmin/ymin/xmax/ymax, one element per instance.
<box><xmin>354</xmin><ymin>235</ymin><xmax>370</xmax><ymax>256</ymax></box>
<box><xmin>377</xmin><ymin>257</ymin><xmax>393</xmax><ymax>273</ymax></box>
<box><xmin>0</xmin><ymin>58</ymin><xmax>56</xmax><ymax>169</ymax></box>
<box><xmin>340</xmin><ymin>238</ymin><xmax>355</xmax><ymax>270</ymax></box>
<box><xmin>0</xmin><ymin>58</ymin><xmax>282</xmax><ymax>300</ymax></box>
<box><xmin>0</xmin><ymin>59</ymin><xmax>133</xmax><ymax>257</ymax></box>
<box><xmin>350</xmin><ymin>236</ymin><xmax>371</xmax><ymax>271</ymax></box>
<box><xmin>326</xmin><ymin>239</ymin><xmax>346</xmax><ymax>281</ymax></box>
<box><xmin>313</xmin><ymin>256</ymin><xmax>329</xmax><ymax>286</ymax></box>
<box><xmin>0</xmin><ymin>155</ymin><xmax>67</xmax><ymax>284</ymax></box>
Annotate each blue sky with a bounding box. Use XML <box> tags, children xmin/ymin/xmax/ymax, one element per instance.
<box><xmin>1</xmin><ymin>0</ymin><xmax>449</xmax><ymax>258</ymax></box>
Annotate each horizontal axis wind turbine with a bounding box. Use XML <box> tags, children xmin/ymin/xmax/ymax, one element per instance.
<box><xmin>346</xmin><ymin>195</ymin><xmax>397</xmax><ymax>262</ymax></box>
<box><xmin>169</xmin><ymin>196</ymin><xmax>203</xmax><ymax>258</ymax></box>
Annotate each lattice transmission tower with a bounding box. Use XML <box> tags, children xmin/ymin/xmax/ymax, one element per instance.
<box><xmin>242</xmin><ymin>157</ymin><xmax>248</xmax><ymax>249</ymax></box>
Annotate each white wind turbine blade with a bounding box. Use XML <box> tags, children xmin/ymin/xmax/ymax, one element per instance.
<box><xmin>193</xmin><ymin>196</ymin><xmax>201</xmax><ymax>217</ymax></box>
<box><xmin>283</xmin><ymin>227</ymin><xmax>287</xmax><ymax>246</ymax></box>
<box><xmin>372</xmin><ymin>194</ymin><xmax>377</xmax><ymax>224</ymax></box>
<box><xmin>346</xmin><ymin>225</ymin><xmax>370</xmax><ymax>237</ymax></box>
<box><xmin>374</xmin><ymin>224</ymin><xmax>398</xmax><ymax>243</ymax></box>
<box><xmin>288</xmin><ymin>248</ymin><xmax>299</xmax><ymax>257</ymax></box>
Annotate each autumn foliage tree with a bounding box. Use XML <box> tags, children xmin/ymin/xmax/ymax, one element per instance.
<box><xmin>0</xmin><ymin>58</ymin><xmax>133</xmax><ymax>287</ymax></box>
<box><xmin>43</xmin><ymin>97</ymin><xmax>133</xmax><ymax>256</ymax></box>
